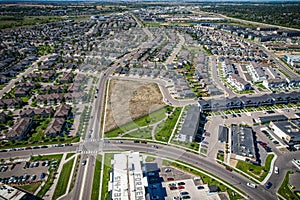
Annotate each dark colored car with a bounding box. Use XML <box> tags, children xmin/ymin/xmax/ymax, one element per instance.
<box><xmin>265</xmin><ymin>182</ymin><xmax>272</xmax><ymax>189</ymax></box>
<box><xmin>226</xmin><ymin>167</ymin><xmax>233</xmax><ymax>172</ymax></box>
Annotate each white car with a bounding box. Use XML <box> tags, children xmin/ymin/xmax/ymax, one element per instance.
<box><xmin>274</xmin><ymin>166</ymin><xmax>279</xmax><ymax>174</ymax></box>
<box><xmin>246</xmin><ymin>182</ymin><xmax>256</xmax><ymax>188</ymax></box>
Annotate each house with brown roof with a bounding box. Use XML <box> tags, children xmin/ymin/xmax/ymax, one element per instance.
<box><xmin>36</xmin><ymin>94</ymin><xmax>63</xmax><ymax>105</ymax></box>
<box><xmin>0</xmin><ymin>98</ymin><xmax>22</xmax><ymax>109</ymax></box>
<box><xmin>14</xmin><ymin>87</ymin><xmax>31</xmax><ymax>97</ymax></box>
<box><xmin>6</xmin><ymin>118</ymin><xmax>32</xmax><ymax>141</ymax></box>
<box><xmin>64</xmin><ymin>92</ymin><xmax>87</xmax><ymax>103</ymax></box>
<box><xmin>58</xmin><ymin>72</ymin><xmax>74</xmax><ymax>84</ymax></box>
<box><xmin>20</xmin><ymin>107</ymin><xmax>54</xmax><ymax>118</ymax></box>
<box><xmin>54</xmin><ymin>104</ymin><xmax>72</xmax><ymax>118</ymax></box>
<box><xmin>45</xmin><ymin>118</ymin><xmax>66</xmax><ymax>137</ymax></box>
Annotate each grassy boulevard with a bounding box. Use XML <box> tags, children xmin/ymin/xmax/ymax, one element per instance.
<box><xmin>101</xmin><ymin>153</ymin><xmax>114</xmax><ymax>200</ymax></box>
<box><xmin>91</xmin><ymin>155</ymin><xmax>102</xmax><ymax>200</ymax></box>
<box><xmin>53</xmin><ymin>157</ymin><xmax>75</xmax><ymax>200</ymax></box>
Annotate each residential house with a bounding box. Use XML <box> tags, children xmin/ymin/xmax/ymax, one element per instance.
<box><xmin>45</xmin><ymin>118</ymin><xmax>66</xmax><ymax>137</ymax></box>
<box><xmin>246</xmin><ymin>62</ymin><xmax>267</xmax><ymax>82</ymax></box>
<box><xmin>64</xmin><ymin>92</ymin><xmax>87</xmax><ymax>103</ymax></box>
<box><xmin>263</xmin><ymin>79</ymin><xmax>287</xmax><ymax>89</ymax></box>
<box><xmin>20</xmin><ymin>107</ymin><xmax>54</xmax><ymax>118</ymax></box>
<box><xmin>54</xmin><ymin>104</ymin><xmax>71</xmax><ymax>118</ymax></box>
<box><xmin>228</xmin><ymin>74</ymin><xmax>251</xmax><ymax>91</ymax></box>
<box><xmin>286</xmin><ymin>77</ymin><xmax>300</xmax><ymax>88</ymax></box>
<box><xmin>0</xmin><ymin>98</ymin><xmax>22</xmax><ymax>109</ymax></box>
<box><xmin>6</xmin><ymin>118</ymin><xmax>33</xmax><ymax>141</ymax></box>
<box><xmin>36</xmin><ymin>94</ymin><xmax>63</xmax><ymax>105</ymax></box>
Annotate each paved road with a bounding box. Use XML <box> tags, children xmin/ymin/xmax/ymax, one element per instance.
<box><xmin>209</xmin><ymin>56</ymin><xmax>234</xmax><ymax>98</ymax></box>
<box><xmin>1</xmin><ymin>140</ymin><xmax>288</xmax><ymax>200</ymax></box>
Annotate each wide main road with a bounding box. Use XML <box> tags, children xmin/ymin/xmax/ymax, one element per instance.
<box><xmin>1</xmin><ymin>141</ymin><xmax>278</xmax><ymax>200</ymax></box>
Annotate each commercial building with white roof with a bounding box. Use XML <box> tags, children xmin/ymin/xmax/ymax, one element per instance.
<box><xmin>109</xmin><ymin>152</ymin><xmax>148</xmax><ymax>200</ymax></box>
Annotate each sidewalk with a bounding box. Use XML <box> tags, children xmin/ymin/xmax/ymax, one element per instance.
<box><xmin>44</xmin><ymin>153</ymin><xmax>67</xmax><ymax>200</ymax></box>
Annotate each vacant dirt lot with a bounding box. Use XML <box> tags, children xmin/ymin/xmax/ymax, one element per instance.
<box><xmin>104</xmin><ymin>79</ymin><xmax>165</xmax><ymax>132</ymax></box>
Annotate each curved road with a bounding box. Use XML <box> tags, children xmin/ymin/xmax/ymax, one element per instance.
<box><xmin>1</xmin><ymin>141</ymin><xmax>279</xmax><ymax>200</ymax></box>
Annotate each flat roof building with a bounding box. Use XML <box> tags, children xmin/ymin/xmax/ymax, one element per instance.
<box><xmin>231</xmin><ymin>124</ymin><xmax>257</xmax><ymax>162</ymax></box>
<box><xmin>109</xmin><ymin>152</ymin><xmax>148</xmax><ymax>200</ymax></box>
<box><xmin>178</xmin><ymin>105</ymin><xmax>201</xmax><ymax>142</ymax></box>
<box><xmin>270</xmin><ymin>119</ymin><xmax>300</xmax><ymax>146</ymax></box>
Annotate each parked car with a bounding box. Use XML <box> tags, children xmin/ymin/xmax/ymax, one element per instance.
<box><xmin>226</xmin><ymin>167</ymin><xmax>233</xmax><ymax>172</ymax></box>
<box><xmin>170</xmin><ymin>186</ymin><xmax>177</xmax><ymax>190</ymax></box>
<box><xmin>178</xmin><ymin>186</ymin><xmax>185</xmax><ymax>189</ymax></box>
<box><xmin>178</xmin><ymin>182</ymin><xmax>185</xmax><ymax>186</ymax></box>
<box><xmin>40</xmin><ymin>173</ymin><xmax>46</xmax><ymax>179</ymax></box>
<box><xmin>167</xmin><ymin>177</ymin><xmax>174</xmax><ymax>181</ymax></box>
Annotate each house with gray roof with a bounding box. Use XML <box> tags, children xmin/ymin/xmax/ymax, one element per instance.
<box><xmin>178</xmin><ymin>105</ymin><xmax>201</xmax><ymax>143</ymax></box>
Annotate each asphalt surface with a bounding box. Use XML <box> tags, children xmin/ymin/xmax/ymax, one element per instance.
<box><xmin>0</xmin><ymin>141</ymin><xmax>285</xmax><ymax>200</ymax></box>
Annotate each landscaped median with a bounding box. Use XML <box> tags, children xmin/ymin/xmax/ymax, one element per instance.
<box><xmin>101</xmin><ymin>153</ymin><xmax>114</xmax><ymax>200</ymax></box>
<box><xmin>91</xmin><ymin>155</ymin><xmax>102</xmax><ymax>200</ymax></box>
<box><xmin>52</xmin><ymin>157</ymin><xmax>75</xmax><ymax>200</ymax></box>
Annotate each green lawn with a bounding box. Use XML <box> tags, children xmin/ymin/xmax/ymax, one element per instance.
<box><xmin>69</xmin><ymin>155</ymin><xmax>81</xmax><ymax>193</ymax></box>
<box><xmin>122</xmin><ymin>126</ymin><xmax>152</xmax><ymax>139</ymax></box>
<box><xmin>145</xmin><ymin>156</ymin><xmax>156</xmax><ymax>162</ymax></box>
<box><xmin>91</xmin><ymin>155</ymin><xmax>102</xmax><ymax>200</ymax></box>
<box><xmin>101</xmin><ymin>153</ymin><xmax>114</xmax><ymax>200</ymax></box>
<box><xmin>105</xmin><ymin>106</ymin><xmax>170</xmax><ymax>137</ymax></box>
<box><xmin>155</xmin><ymin>107</ymin><xmax>182</xmax><ymax>142</ymax></box>
<box><xmin>217</xmin><ymin>153</ymin><xmax>224</xmax><ymax>162</ymax></box>
<box><xmin>236</xmin><ymin>154</ymin><xmax>274</xmax><ymax>181</ymax></box>
<box><xmin>278</xmin><ymin>171</ymin><xmax>298</xmax><ymax>200</ymax></box>
<box><xmin>17</xmin><ymin>182</ymin><xmax>42</xmax><ymax>194</ymax></box>
<box><xmin>30</xmin><ymin>154</ymin><xmax>63</xmax><ymax>162</ymax></box>
<box><xmin>66</xmin><ymin>153</ymin><xmax>75</xmax><ymax>160</ymax></box>
<box><xmin>53</xmin><ymin>157</ymin><xmax>75</xmax><ymax>200</ymax></box>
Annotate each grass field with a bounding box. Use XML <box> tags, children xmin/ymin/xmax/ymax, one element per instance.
<box><xmin>101</xmin><ymin>153</ymin><xmax>114</xmax><ymax>200</ymax></box>
<box><xmin>122</xmin><ymin>126</ymin><xmax>152</xmax><ymax>139</ymax></box>
<box><xmin>53</xmin><ymin>157</ymin><xmax>75</xmax><ymax>200</ymax></box>
<box><xmin>278</xmin><ymin>171</ymin><xmax>298</xmax><ymax>200</ymax></box>
<box><xmin>91</xmin><ymin>155</ymin><xmax>102</xmax><ymax>200</ymax></box>
<box><xmin>66</xmin><ymin>153</ymin><xmax>75</xmax><ymax>160</ymax></box>
<box><xmin>17</xmin><ymin>182</ymin><xmax>42</xmax><ymax>194</ymax></box>
<box><xmin>145</xmin><ymin>156</ymin><xmax>156</xmax><ymax>162</ymax></box>
<box><xmin>236</xmin><ymin>154</ymin><xmax>274</xmax><ymax>181</ymax></box>
<box><xmin>155</xmin><ymin>107</ymin><xmax>182</xmax><ymax>142</ymax></box>
<box><xmin>30</xmin><ymin>154</ymin><xmax>63</xmax><ymax>162</ymax></box>
<box><xmin>105</xmin><ymin>106</ymin><xmax>169</xmax><ymax>137</ymax></box>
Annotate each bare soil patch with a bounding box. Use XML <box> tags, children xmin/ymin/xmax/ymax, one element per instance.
<box><xmin>104</xmin><ymin>79</ymin><xmax>165</xmax><ymax>132</ymax></box>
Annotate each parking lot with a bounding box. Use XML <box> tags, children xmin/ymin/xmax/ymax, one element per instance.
<box><xmin>0</xmin><ymin>160</ymin><xmax>51</xmax><ymax>185</ymax></box>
